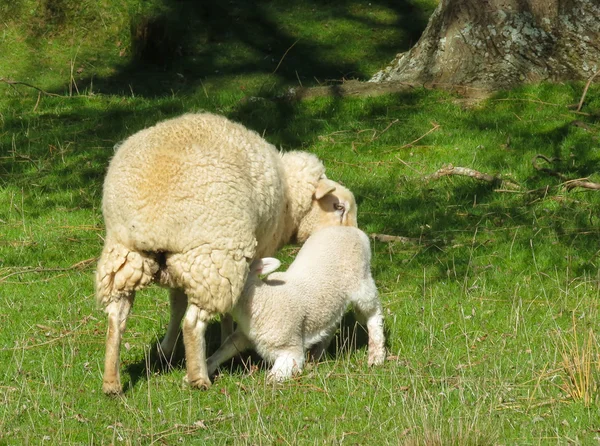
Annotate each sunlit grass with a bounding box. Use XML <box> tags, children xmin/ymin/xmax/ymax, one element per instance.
<box><xmin>2</xmin><ymin>0</ymin><xmax>600</xmax><ymax>443</ymax></box>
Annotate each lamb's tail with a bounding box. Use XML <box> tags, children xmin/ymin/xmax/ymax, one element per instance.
<box><xmin>96</xmin><ymin>242</ymin><xmax>159</xmax><ymax>306</ymax></box>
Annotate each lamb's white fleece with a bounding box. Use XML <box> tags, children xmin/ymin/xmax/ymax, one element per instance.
<box><xmin>207</xmin><ymin>226</ymin><xmax>386</xmax><ymax>382</ymax></box>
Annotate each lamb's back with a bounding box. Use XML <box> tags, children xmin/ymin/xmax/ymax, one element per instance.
<box><xmin>255</xmin><ymin>226</ymin><xmax>373</xmax><ymax>346</ymax></box>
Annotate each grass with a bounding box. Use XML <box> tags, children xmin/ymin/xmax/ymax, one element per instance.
<box><xmin>2</xmin><ymin>0</ymin><xmax>600</xmax><ymax>444</ymax></box>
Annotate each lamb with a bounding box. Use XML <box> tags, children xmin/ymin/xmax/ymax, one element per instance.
<box><xmin>96</xmin><ymin>112</ymin><xmax>358</xmax><ymax>395</ymax></box>
<box><xmin>206</xmin><ymin>225</ymin><xmax>386</xmax><ymax>382</ymax></box>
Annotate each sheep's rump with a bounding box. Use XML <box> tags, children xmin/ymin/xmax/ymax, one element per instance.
<box><xmin>102</xmin><ymin>113</ymin><xmax>286</xmax><ymax>256</ymax></box>
<box><xmin>98</xmin><ymin>113</ymin><xmax>287</xmax><ymax>313</ymax></box>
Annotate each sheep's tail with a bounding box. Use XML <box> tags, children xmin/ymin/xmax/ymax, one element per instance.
<box><xmin>95</xmin><ymin>242</ymin><xmax>159</xmax><ymax>306</ymax></box>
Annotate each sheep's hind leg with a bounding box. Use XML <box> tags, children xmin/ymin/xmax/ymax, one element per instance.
<box><xmin>158</xmin><ymin>288</ymin><xmax>188</xmax><ymax>362</ymax></box>
<box><xmin>206</xmin><ymin>330</ymin><xmax>252</xmax><ymax>376</ymax></box>
<box><xmin>102</xmin><ymin>293</ymin><xmax>135</xmax><ymax>395</ymax></box>
<box><xmin>182</xmin><ymin>304</ymin><xmax>212</xmax><ymax>389</ymax></box>
<box><xmin>268</xmin><ymin>348</ymin><xmax>305</xmax><ymax>382</ymax></box>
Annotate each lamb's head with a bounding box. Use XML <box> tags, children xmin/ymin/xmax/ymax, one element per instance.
<box><xmin>281</xmin><ymin>151</ymin><xmax>358</xmax><ymax>244</ymax></box>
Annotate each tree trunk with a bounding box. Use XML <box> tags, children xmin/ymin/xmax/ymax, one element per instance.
<box><xmin>370</xmin><ymin>0</ymin><xmax>600</xmax><ymax>91</ymax></box>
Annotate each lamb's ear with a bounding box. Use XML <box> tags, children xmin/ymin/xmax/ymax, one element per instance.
<box><xmin>315</xmin><ymin>178</ymin><xmax>337</xmax><ymax>200</ymax></box>
<box><xmin>251</xmin><ymin>258</ymin><xmax>281</xmax><ymax>276</ymax></box>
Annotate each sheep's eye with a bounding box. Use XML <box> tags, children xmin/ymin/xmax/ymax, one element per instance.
<box><xmin>334</xmin><ymin>203</ymin><xmax>345</xmax><ymax>212</ymax></box>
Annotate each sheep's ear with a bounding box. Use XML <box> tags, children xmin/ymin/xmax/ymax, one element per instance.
<box><xmin>315</xmin><ymin>178</ymin><xmax>337</xmax><ymax>200</ymax></box>
<box><xmin>251</xmin><ymin>258</ymin><xmax>281</xmax><ymax>276</ymax></box>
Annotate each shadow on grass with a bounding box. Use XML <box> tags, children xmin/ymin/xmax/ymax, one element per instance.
<box><xmin>71</xmin><ymin>0</ymin><xmax>433</xmax><ymax>98</ymax></box>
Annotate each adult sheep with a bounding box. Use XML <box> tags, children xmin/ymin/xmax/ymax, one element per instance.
<box><xmin>96</xmin><ymin>112</ymin><xmax>357</xmax><ymax>395</ymax></box>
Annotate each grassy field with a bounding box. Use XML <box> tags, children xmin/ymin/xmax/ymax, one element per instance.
<box><xmin>2</xmin><ymin>0</ymin><xmax>600</xmax><ymax>444</ymax></box>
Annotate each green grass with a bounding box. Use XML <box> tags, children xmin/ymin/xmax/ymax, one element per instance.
<box><xmin>2</xmin><ymin>0</ymin><xmax>600</xmax><ymax>444</ymax></box>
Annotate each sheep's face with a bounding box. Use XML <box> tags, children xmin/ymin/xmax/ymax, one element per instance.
<box><xmin>296</xmin><ymin>179</ymin><xmax>358</xmax><ymax>243</ymax></box>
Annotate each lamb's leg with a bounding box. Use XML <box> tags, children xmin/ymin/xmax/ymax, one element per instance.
<box><xmin>353</xmin><ymin>286</ymin><xmax>386</xmax><ymax>366</ymax></box>
<box><xmin>102</xmin><ymin>293</ymin><xmax>135</xmax><ymax>395</ymax></box>
<box><xmin>220</xmin><ymin>314</ymin><xmax>235</xmax><ymax>344</ymax></box>
<box><xmin>309</xmin><ymin>331</ymin><xmax>335</xmax><ymax>362</ymax></box>
<box><xmin>268</xmin><ymin>348</ymin><xmax>305</xmax><ymax>382</ymax></box>
<box><xmin>206</xmin><ymin>330</ymin><xmax>252</xmax><ymax>376</ymax></box>
<box><xmin>159</xmin><ymin>288</ymin><xmax>188</xmax><ymax>361</ymax></box>
<box><xmin>182</xmin><ymin>303</ymin><xmax>212</xmax><ymax>389</ymax></box>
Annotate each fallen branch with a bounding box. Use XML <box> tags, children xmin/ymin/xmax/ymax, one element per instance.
<box><xmin>562</xmin><ymin>178</ymin><xmax>600</xmax><ymax>191</ymax></box>
<box><xmin>576</xmin><ymin>70</ymin><xmax>600</xmax><ymax>112</ymax></box>
<box><xmin>370</xmin><ymin>233</ymin><xmax>423</xmax><ymax>244</ymax></box>
<box><xmin>426</xmin><ymin>164</ymin><xmax>520</xmax><ymax>190</ymax></box>
<box><xmin>0</xmin><ymin>77</ymin><xmax>62</xmax><ymax>97</ymax></box>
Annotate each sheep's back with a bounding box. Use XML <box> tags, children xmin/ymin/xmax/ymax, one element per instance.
<box><xmin>102</xmin><ymin>113</ymin><xmax>285</xmax><ymax>256</ymax></box>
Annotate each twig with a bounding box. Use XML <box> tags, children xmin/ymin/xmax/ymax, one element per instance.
<box><xmin>33</xmin><ymin>91</ymin><xmax>42</xmax><ymax>112</ymax></box>
<box><xmin>395</xmin><ymin>156</ymin><xmax>423</xmax><ymax>175</ymax></box>
<box><xmin>577</xmin><ymin>70</ymin><xmax>600</xmax><ymax>112</ymax></box>
<box><xmin>532</xmin><ymin>154</ymin><xmax>567</xmax><ymax>180</ymax></box>
<box><xmin>1</xmin><ymin>315</ymin><xmax>93</xmax><ymax>351</ymax></box>
<box><xmin>370</xmin><ymin>233</ymin><xmax>423</xmax><ymax>244</ymax></box>
<box><xmin>0</xmin><ymin>77</ymin><xmax>62</xmax><ymax>97</ymax></box>
<box><xmin>425</xmin><ymin>164</ymin><xmax>521</xmax><ymax>190</ymax></box>
<box><xmin>146</xmin><ymin>414</ymin><xmax>235</xmax><ymax>445</ymax></box>
<box><xmin>0</xmin><ymin>257</ymin><xmax>97</xmax><ymax>283</ymax></box>
<box><xmin>370</xmin><ymin>119</ymin><xmax>399</xmax><ymax>141</ymax></box>
<box><xmin>382</xmin><ymin>122</ymin><xmax>440</xmax><ymax>154</ymax></box>
<box><xmin>272</xmin><ymin>39</ymin><xmax>299</xmax><ymax>75</ymax></box>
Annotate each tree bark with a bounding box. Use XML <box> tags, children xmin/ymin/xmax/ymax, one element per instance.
<box><xmin>370</xmin><ymin>0</ymin><xmax>600</xmax><ymax>91</ymax></box>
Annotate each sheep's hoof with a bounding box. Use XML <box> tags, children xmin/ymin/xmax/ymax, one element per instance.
<box><xmin>183</xmin><ymin>374</ymin><xmax>211</xmax><ymax>390</ymax></box>
<box><xmin>102</xmin><ymin>381</ymin><xmax>124</xmax><ymax>396</ymax></box>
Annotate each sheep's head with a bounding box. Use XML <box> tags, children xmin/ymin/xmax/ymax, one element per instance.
<box><xmin>280</xmin><ymin>151</ymin><xmax>358</xmax><ymax>244</ymax></box>
<box><xmin>296</xmin><ymin>178</ymin><xmax>358</xmax><ymax>243</ymax></box>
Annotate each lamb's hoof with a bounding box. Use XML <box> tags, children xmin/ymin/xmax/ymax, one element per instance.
<box><xmin>183</xmin><ymin>374</ymin><xmax>211</xmax><ymax>390</ymax></box>
<box><xmin>102</xmin><ymin>381</ymin><xmax>123</xmax><ymax>396</ymax></box>
<box><xmin>368</xmin><ymin>348</ymin><xmax>386</xmax><ymax>366</ymax></box>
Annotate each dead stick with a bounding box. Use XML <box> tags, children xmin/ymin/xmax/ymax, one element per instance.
<box><xmin>370</xmin><ymin>233</ymin><xmax>423</xmax><ymax>244</ymax></box>
<box><xmin>426</xmin><ymin>164</ymin><xmax>520</xmax><ymax>190</ymax></box>
<box><xmin>1</xmin><ymin>316</ymin><xmax>92</xmax><ymax>351</ymax></box>
<box><xmin>272</xmin><ymin>39</ymin><xmax>299</xmax><ymax>75</ymax></box>
<box><xmin>383</xmin><ymin>122</ymin><xmax>440</xmax><ymax>154</ymax></box>
<box><xmin>532</xmin><ymin>154</ymin><xmax>567</xmax><ymax>180</ymax></box>
<box><xmin>0</xmin><ymin>257</ymin><xmax>97</xmax><ymax>283</ymax></box>
<box><xmin>0</xmin><ymin>77</ymin><xmax>62</xmax><ymax>97</ymax></box>
<box><xmin>563</xmin><ymin>179</ymin><xmax>600</xmax><ymax>191</ymax></box>
<box><xmin>370</xmin><ymin>119</ymin><xmax>399</xmax><ymax>141</ymax></box>
<box><xmin>577</xmin><ymin>70</ymin><xmax>600</xmax><ymax>112</ymax></box>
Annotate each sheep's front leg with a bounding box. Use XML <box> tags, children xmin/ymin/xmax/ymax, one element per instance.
<box><xmin>207</xmin><ymin>330</ymin><xmax>252</xmax><ymax>376</ymax></box>
<box><xmin>182</xmin><ymin>303</ymin><xmax>211</xmax><ymax>389</ymax></box>
<box><xmin>159</xmin><ymin>288</ymin><xmax>188</xmax><ymax>362</ymax></box>
<box><xmin>102</xmin><ymin>294</ymin><xmax>135</xmax><ymax>395</ymax></box>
